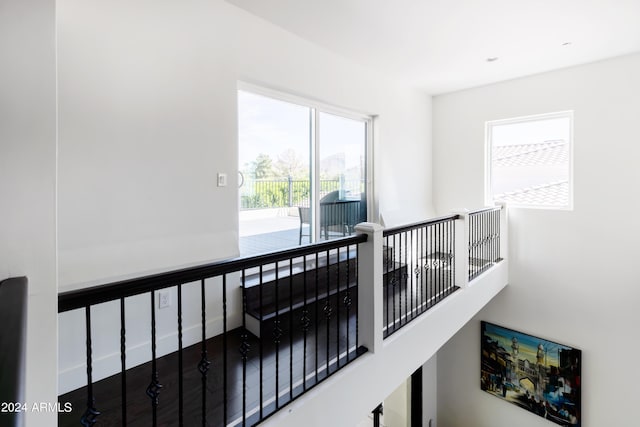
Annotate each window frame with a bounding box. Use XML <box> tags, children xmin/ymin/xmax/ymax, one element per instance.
<box><xmin>237</xmin><ymin>81</ymin><xmax>374</xmax><ymax>242</ymax></box>
<box><xmin>484</xmin><ymin>110</ymin><xmax>574</xmax><ymax>210</ymax></box>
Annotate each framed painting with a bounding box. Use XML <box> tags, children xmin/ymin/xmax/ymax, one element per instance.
<box><xmin>481</xmin><ymin>321</ymin><xmax>581</xmax><ymax>426</ymax></box>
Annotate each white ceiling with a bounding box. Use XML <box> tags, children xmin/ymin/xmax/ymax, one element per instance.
<box><xmin>227</xmin><ymin>0</ymin><xmax>640</xmax><ymax>94</ymax></box>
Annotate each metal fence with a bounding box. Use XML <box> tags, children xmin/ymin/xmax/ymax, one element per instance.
<box><xmin>468</xmin><ymin>206</ymin><xmax>502</xmax><ymax>280</ymax></box>
<box><xmin>381</xmin><ymin>215</ymin><xmax>459</xmax><ymax>338</ymax></box>
<box><xmin>240</xmin><ymin>178</ymin><xmax>363</xmax><ymax>209</ymax></box>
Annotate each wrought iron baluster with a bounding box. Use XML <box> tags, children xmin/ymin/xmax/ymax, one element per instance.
<box><xmin>413</xmin><ymin>230</ymin><xmax>421</xmax><ymax>316</ymax></box>
<box><xmin>399</xmin><ymin>232</ymin><xmax>404</xmax><ymax>328</ymax></box>
<box><xmin>198</xmin><ymin>280</ymin><xmax>209</xmax><ymax>427</ymax></box>
<box><xmin>475</xmin><ymin>214</ymin><xmax>479</xmax><ymax>276</ymax></box>
<box><xmin>482</xmin><ymin>211</ymin><xmax>486</xmax><ymax>269</ymax></box>
<box><xmin>496</xmin><ymin>208</ymin><xmax>500</xmax><ymax>262</ymax></box>
<box><xmin>491</xmin><ymin>210</ymin><xmax>495</xmax><ymax>262</ymax></box>
<box><xmin>476</xmin><ymin>214</ymin><xmax>480</xmax><ymax>275</ymax></box>
<box><xmin>440</xmin><ymin>222</ymin><xmax>445</xmax><ymax>297</ymax></box>
<box><xmin>408</xmin><ymin>230</ymin><xmax>412</xmax><ymax>318</ymax></box>
<box><xmin>372</xmin><ymin>403</ymin><xmax>383</xmax><ymax>427</ymax></box>
<box><xmin>488</xmin><ymin>211</ymin><xmax>492</xmax><ymax>263</ymax></box>
<box><xmin>489</xmin><ymin>211</ymin><xmax>492</xmax><ymax>262</ymax></box>
<box><xmin>325</xmin><ymin>249</ymin><xmax>331</xmax><ymax>377</ymax></box>
<box><xmin>483</xmin><ymin>212</ymin><xmax>487</xmax><ymax>270</ymax></box>
<box><xmin>487</xmin><ymin>211</ymin><xmax>495</xmax><ymax>263</ymax></box>
<box><xmin>240</xmin><ymin>269</ymin><xmax>249</xmax><ymax>426</ymax></box>
<box><xmin>486</xmin><ymin>211</ymin><xmax>490</xmax><ymax>264</ymax></box>
<box><xmin>425</xmin><ymin>225</ymin><xmax>429</xmax><ymax>307</ymax></box>
<box><xmin>177</xmin><ymin>284</ymin><xmax>184</xmax><ymax>427</ymax></box>
<box><xmin>345</xmin><ymin>245</ymin><xmax>351</xmax><ymax>362</ymax></box>
<box><xmin>392</xmin><ymin>234</ymin><xmax>397</xmax><ymax>333</ymax></box>
<box><xmin>313</xmin><ymin>252</ymin><xmax>320</xmax><ymax>384</ymax></box>
<box><xmin>497</xmin><ymin>208</ymin><xmax>501</xmax><ymax>261</ymax></box>
<box><xmin>493</xmin><ymin>209</ymin><xmax>497</xmax><ymax>262</ymax></box>
<box><xmin>419</xmin><ymin>226</ymin><xmax>424</xmax><ymax>311</ymax></box>
<box><xmin>443</xmin><ymin>221</ymin><xmax>448</xmax><ymax>292</ymax></box>
<box><xmin>259</xmin><ymin>265</ymin><xmax>264</xmax><ymax>419</ymax></box>
<box><xmin>480</xmin><ymin>212</ymin><xmax>489</xmax><ymax>271</ymax></box>
<box><xmin>274</xmin><ymin>263</ymin><xmax>281</xmax><ymax>408</ymax></box>
<box><xmin>408</xmin><ymin>230</ymin><xmax>412</xmax><ymax>320</ymax></box>
<box><xmin>146</xmin><ymin>291</ymin><xmax>162</xmax><ymax>427</ymax></box>
<box><xmin>355</xmin><ymin>243</ymin><xmax>360</xmax><ymax>348</ymax></box>
<box><xmin>301</xmin><ymin>255</ymin><xmax>309</xmax><ymax>391</ymax></box>
<box><xmin>384</xmin><ymin>235</ymin><xmax>390</xmax><ymax>338</ymax></box>
<box><xmin>468</xmin><ymin>215</ymin><xmax>472</xmax><ymax>279</ymax></box>
<box><xmin>471</xmin><ymin>214</ymin><xmax>476</xmax><ymax>279</ymax></box>
<box><xmin>223</xmin><ymin>274</ymin><xmax>228</xmax><ymax>425</ymax></box>
<box><xmin>451</xmin><ymin>219</ymin><xmax>456</xmax><ymax>290</ymax></box>
<box><xmin>434</xmin><ymin>223</ymin><xmax>439</xmax><ymax>298</ymax></box>
<box><xmin>410</xmin><ymin>229</ymin><xmax>415</xmax><ymax>319</ymax></box>
<box><xmin>431</xmin><ymin>223</ymin><xmax>435</xmax><ymax>307</ymax></box>
<box><xmin>80</xmin><ymin>306</ymin><xmax>100</xmax><ymax>427</ymax></box>
<box><xmin>289</xmin><ymin>257</ymin><xmax>294</xmax><ymax>401</ymax></box>
<box><xmin>315</xmin><ymin>252</ymin><xmax>319</xmax><ymax>384</ymax></box>
<box><xmin>336</xmin><ymin>246</ymin><xmax>341</xmax><ymax>369</ymax></box>
<box><xmin>476</xmin><ymin>213</ymin><xmax>480</xmax><ymax>272</ymax></box>
<box><xmin>477</xmin><ymin>213</ymin><xmax>481</xmax><ymax>274</ymax></box>
<box><xmin>433</xmin><ymin>225</ymin><xmax>437</xmax><ymax>301</ymax></box>
<box><xmin>424</xmin><ymin>226</ymin><xmax>429</xmax><ymax>308</ymax></box>
<box><xmin>120</xmin><ymin>298</ymin><xmax>127</xmax><ymax>426</ymax></box>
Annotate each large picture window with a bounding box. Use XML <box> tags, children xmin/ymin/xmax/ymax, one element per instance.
<box><xmin>238</xmin><ymin>85</ymin><xmax>371</xmax><ymax>255</ymax></box>
<box><xmin>486</xmin><ymin>111</ymin><xmax>573</xmax><ymax>210</ymax></box>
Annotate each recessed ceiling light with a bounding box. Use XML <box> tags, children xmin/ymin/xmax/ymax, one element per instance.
<box><xmin>562</xmin><ymin>42</ymin><xmax>572</xmax><ymax>46</ymax></box>
<box><xmin>486</xmin><ymin>57</ymin><xmax>499</xmax><ymax>62</ymax></box>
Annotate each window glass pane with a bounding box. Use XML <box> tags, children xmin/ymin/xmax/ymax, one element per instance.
<box><xmin>318</xmin><ymin>112</ymin><xmax>367</xmax><ymax>240</ymax></box>
<box><xmin>238</xmin><ymin>90</ymin><xmax>312</xmax><ymax>255</ymax></box>
<box><xmin>489</xmin><ymin>113</ymin><xmax>572</xmax><ymax>209</ymax></box>
<box><xmin>238</xmin><ymin>89</ymin><xmax>370</xmax><ymax>255</ymax></box>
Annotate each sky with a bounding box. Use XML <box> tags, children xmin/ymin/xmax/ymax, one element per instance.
<box><xmin>491</xmin><ymin>115</ymin><xmax>571</xmax><ymax>147</ymax></box>
<box><xmin>483</xmin><ymin>322</ymin><xmax>573</xmax><ymax>368</ymax></box>
<box><xmin>238</xmin><ymin>90</ymin><xmax>365</xmax><ymax>173</ymax></box>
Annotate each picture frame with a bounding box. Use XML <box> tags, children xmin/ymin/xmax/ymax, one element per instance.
<box><xmin>481</xmin><ymin>321</ymin><xmax>581</xmax><ymax>426</ymax></box>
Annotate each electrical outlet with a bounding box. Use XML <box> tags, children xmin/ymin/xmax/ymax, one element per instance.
<box><xmin>158</xmin><ymin>290</ymin><xmax>171</xmax><ymax>309</ymax></box>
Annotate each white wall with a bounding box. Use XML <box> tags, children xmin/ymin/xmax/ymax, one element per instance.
<box><xmin>383</xmin><ymin>379</ymin><xmax>410</xmax><ymax>427</ymax></box>
<box><xmin>0</xmin><ymin>0</ymin><xmax>58</xmax><ymax>425</ymax></box>
<box><xmin>433</xmin><ymin>53</ymin><xmax>640</xmax><ymax>427</ymax></box>
<box><xmin>56</xmin><ymin>0</ymin><xmax>435</xmax><ymax>393</ymax></box>
<box><xmin>56</xmin><ymin>0</ymin><xmax>434</xmax><ymax>289</ymax></box>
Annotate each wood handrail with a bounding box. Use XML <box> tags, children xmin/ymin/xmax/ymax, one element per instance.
<box><xmin>0</xmin><ymin>276</ymin><xmax>28</xmax><ymax>427</ymax></box>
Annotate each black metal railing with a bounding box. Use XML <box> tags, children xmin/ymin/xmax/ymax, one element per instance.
<box><xmin>0</xmin><ymin>277</ymin><xmax>28</xmax><ymax>427</ymax></box>
<box><xmin>382</xmin><ymin>215</ymin><xmax>459</xmax><ymax>338</ymax></box>
<box><xmin>58</xmin><ymin>235</ymin><xmax>367</xmax><ymax>427</ymax></box>
<box><xmin>468</xmin><ymin>206</ymin><xmax>502</xmax><ymax>280</ymax></box>
<box><xmin>240</xmin><ymin>177</ymin><xmax>363</xmax><ymax>209</ymax></box>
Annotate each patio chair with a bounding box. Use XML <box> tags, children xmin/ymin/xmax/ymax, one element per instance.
<box><xmin>299</xmin><ymin>203</ymin><xmax>344</xmax><ymax>242</ymax></box>
<box><xmin>298</xmin><ymin>206</ymin><xmax>311</xmax><ymax>244</ymax></box>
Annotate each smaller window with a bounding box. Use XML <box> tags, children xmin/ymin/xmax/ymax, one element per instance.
<box><xmin>486</xmin><ymin>111</ymin><xmax>573</xmax><ymax>209</ymax></box>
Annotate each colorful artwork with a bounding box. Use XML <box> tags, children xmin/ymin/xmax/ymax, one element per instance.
<box><xmin>481</xmin><ymin>322</ymin><xmax>581</xmax><ymax>426</ymax></box>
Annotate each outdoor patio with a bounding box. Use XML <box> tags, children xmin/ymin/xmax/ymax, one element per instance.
<box><xmin>239</xmin><ymin>208</ymin><xmax>353</xmax><ymax>256</ymax></box>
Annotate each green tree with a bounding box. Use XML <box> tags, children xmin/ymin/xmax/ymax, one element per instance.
<box><xmin>250</xmin><ymin>153</ymin><xmax>274</xmax><ymax>178</ymax></box>
<box><xmin>274</xmin><ymin>148</ymin><xmax>307</xmax><ymax>178</ymax></box>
